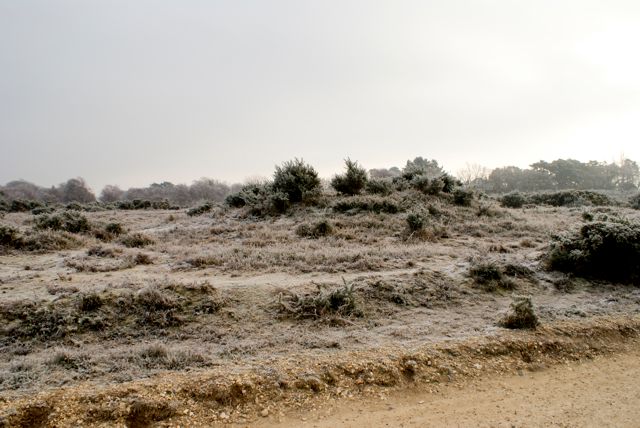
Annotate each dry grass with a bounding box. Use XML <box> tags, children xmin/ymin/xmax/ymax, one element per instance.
<box><xmin>0</xmin><ymin>190</ymin><xmax>639</xmax><ymax>407</ymax></box>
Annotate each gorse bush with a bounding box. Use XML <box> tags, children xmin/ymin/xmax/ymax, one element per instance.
<box><xmin>34</xmin><ymin>211</ymin><xmax>90</xmax><ymax>234</ymax></box>
<box><xmin>333</xmin><ymin>196</ymin><xmax>400</xmax><ymax>214</ymax></box>
<box><xmin>547</xmin><ymin>221</ymin><xmax>640</xmax><ymax>283</ymax></box>
<box><xmin>527</xmin><ymin>190</ymin><xmax>613</xmax><ymax>207</ymax></box>
<box><xmin>10</xmin><ymin>199</ymin><xmax>43</xmax><ymax>212</ymax></box>
<box><xmin>631</xmin><ymin>193</ymin><xmax>640</xmax><ymax>210</ymax></box>
<box><xmin>453</xmin><ymin>189</ymin><xmax>474</xmax><ymax>206</ymax></box>
<box><xmin>411</xmin><ymin>176</ymin><xmax>444</xmax><ymax>195</ymax></box>
<box><xmin>500</xmin><ymin>192</ymin><xmax>526</xmax><ymax>208</ymax></box>
<box><xmin>365</xmin><ymin>178</ymin><xmax>393</xmax><ymax>196</ymax></box>
<box><xmin>0</xmin><ymin>225</ymin><xmax>23</xmax><ymax>250</ymax></box>
<box><xmin>187</xmin><ymin>202</ymin><xmax>213</xmax><ymax>217</ymax></box>
<box><xmin>406</xmin><ymin>211</ymin><xmax>426</xmax><ymax>232</ymax></box>
<box><xmin>272</xmin><ymin>158</ymin><xmax>321</xmax><ymax>203</ymax></box>
<box><xmin>224</xmin><ymin>182</ymin><xmax>291</xmax><ymax>217</ymax></box>
<box><xmin>331</xmin><ymin>159</ymin><xmax>368</xmax><ymax>196</ymax></box>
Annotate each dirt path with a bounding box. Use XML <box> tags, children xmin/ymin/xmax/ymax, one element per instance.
<box><xmin>263</xmin><ymin>347</ymin><xmax>640</xmax><ymax>428</ymax></box>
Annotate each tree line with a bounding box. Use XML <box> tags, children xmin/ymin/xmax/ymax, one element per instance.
<box><xmin>1</xmin><ymin>157</ymin><xmax>638</xmax><ymax>206</ymax></box>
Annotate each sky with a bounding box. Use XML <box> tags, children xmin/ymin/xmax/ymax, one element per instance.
<box><xmin>2</xmin><ymin>1</ymin><xmax>640</xmax><ymax>192</ymax></box>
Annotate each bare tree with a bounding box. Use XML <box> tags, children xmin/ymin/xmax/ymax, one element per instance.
<box><xmin>457</xmin><ymin>163</ymin><xmax>490</xmax><ymax>186</ymax></box>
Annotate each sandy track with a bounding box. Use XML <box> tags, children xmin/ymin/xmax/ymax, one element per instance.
<box><xmin>264</xmin><ymin>346</ymin><xmax>640</xmax><ymax>428</ymax></box>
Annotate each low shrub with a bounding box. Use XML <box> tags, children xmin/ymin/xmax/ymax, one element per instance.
<box><xmin>115</xmin><ymin>199</ymin><xmax>173</xmax><ymax>210</ymax></box>
<box><xmin>105</xmin><ymin>222</ymin><xmax>124</xmax><ymax>235</ymax></box>
<box><xmin>94</xmin><ymin>222</ymin><xmax>125</xmax><ymax>241</ymax></box>
<box><xmin>34</xmin><ymin>211</ymin><xmax>90</xmax><ymax>234</ymax></box>
<box><xmin>365</xmin><ymin>178</ymin><xmax>393</xmax><ymax>196</ymax></box>
<box><xmin>546</xmin><ymin>221</ymin><xmax>640</xmax><ymax>283</ymax></box>
<box><xmin>277</xmin><ymin>281</ymin><xmax>362</xmax><ymax>319</ymax></box>
<box><xmin>187</xmin><ymin>202</ymin><xmax>213</xmax><ymax>216</ymax></box>
<box><xmin>120</xmin><ymin>233</ymin><xmax>155</xmax><ymax>248</ymax></box>
<box><xmin>10</xmin><ymin>199</ymin><xmax>43</xmax><ymax>212</ymax></box>
<box><xmin>406</xmin><ymin>211</ymin><xmax>426</xmax><ymax>232</ymax></box>
<box><xmin>31</xmin><ymin>206</ymin><xmax>55</xmax><ymax>215</ymax></box>
<box><xmin>331</xmin><ymin>159</ymin><xmax>368</xmax><ymax>196</ymax></box>
<box><xmin>500</xmin><ymin>192</ymin><xmax>526</xmax><ymax>208</ymax></box>
<box><xmin>469</xmin><ymin>262</ymin><xmax>516</xmax><ymax>292</ymax></box>
<box><xmin>333</xmin><ymin>196</ymin><xmax>400</xmax><ymax>214</ymax></box>
<box><xmin>453</xmin><ymin>189</ymin><xmax>473</xmax><ymax>206</ymax></box>
<box><xmin>20</xmin><ymin>230</ymin><xmax>82</xmax><ymax>252</ymax></box>
<box><xmin>630</xmin><ymin>194</ymin><xmax>640</xmax><ymax>210</ymax></box>
<box><xmin>499</xmin><ymin>297</ymin><xmax>538</xmax><ymax>329</ymax></box>
<box><xmin>411</xmin><ymin>176</ymin><xmax>443</xmax><ymax>195</ymax></box>
<box><xmin>0</xmin><ymin>225</ymin><xmax>23</xmax><ymax>250</ymax></box>
<box><xmin>225</xmin><ymin>183</ymin><xmax>291</xmax><ymax>216</ymax></box>
<box><xmin>528</xmin><ymin>190</ymin><xmax>614</xmax><ymax>207</ymax></box>
<box><xmin>296</xmin><ymin>220</ymin><xmax>334</xmax><ymax>239</ymax></box>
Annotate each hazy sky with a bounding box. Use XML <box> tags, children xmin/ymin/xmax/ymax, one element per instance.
<box><xmin>2</xmin><ymin>1</ymin><xmax>640</xmax><ymax>192</ymax></box>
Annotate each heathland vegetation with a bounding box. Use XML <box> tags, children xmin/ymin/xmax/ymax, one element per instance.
<box><xmin>1</xmin><ymin>155</ymin><xmax>640</xmax><ymax>426</ymax></box>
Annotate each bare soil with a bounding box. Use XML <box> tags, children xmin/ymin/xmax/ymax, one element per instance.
<box><xmin>265</xmin><ymin>342</ymin><xmax>640</xmax><ymax>428</ymax></box>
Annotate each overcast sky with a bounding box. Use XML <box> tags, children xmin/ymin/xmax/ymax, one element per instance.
<box><xmin>2</xmin><ymin>1</ymin><xmax>640</xmax><ymax>192</ymax></box>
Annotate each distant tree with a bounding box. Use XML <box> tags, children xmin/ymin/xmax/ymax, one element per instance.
<box><xmin>58</xmin><ymin>178</ymin><xmax>95</xmax><ymax>203</ymax></box>
<box><xmin>402</xmin><ymin>157</ymin><xmax>445</xmax><ymax>180</ymax></box>
<box><xmin>189</xmin><ymin>178</ymin><xmax>231</xmax><ymax>202</ymax></box>
<box><xmin>369</xmin><ymin>167</ymin><xmax>401</xmax><ymax>179</ymax></box>
<box><xmin>457</xmin><ymin>163</ymin><xmax>490</xmax><ymax>186</ymax></box>
<box><xmin>99</xmin><ymin>185</ymin><xmax>125</xmax><ymax>203</ymax></box>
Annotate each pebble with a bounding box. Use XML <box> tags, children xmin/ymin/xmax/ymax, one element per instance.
<box><xmin>261</xmin><ymin>408</ymin><xmax>269</xmax><ymax>417</ymax></box>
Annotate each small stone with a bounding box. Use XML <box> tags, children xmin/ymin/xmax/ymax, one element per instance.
<box><xmin>261</xmin><ymin>409</ymin><xmax>269</xmax><ymax>417</ymax></box>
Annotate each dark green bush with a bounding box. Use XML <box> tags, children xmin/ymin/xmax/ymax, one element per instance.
<box><xmin>333</xmin><ymin>197</ymin><xmax>399</xmax><ymax>214</ymax></box>
<box><xmin>631</xmin><ymin>194</ymin><xmax>640</xmax><ymax>210</ymax></box>
<box><xmin>34</xmin><ymin>211</ymin><xmax>90</xmax><ymax>234</ymax></box>
<box><xmin>411</xmin><ymin>176</ymin><xmax>444</xmax><ymax>195</ymax></box>
<box><xmin>10</xmin><ymin>199</ymin><xmax>43</xmax><ymax>212</ymax></box>
<box><xmin>546</xmin><ymin>221</ymin><xmax>640</xmax><ymax>283</ymax></box>
<box><xmin>0</xmin><ymin>225</ymin><xmax>23</xmax><ymax>249</ymax></box>
<box><xmin>499</xmin><ymin>297</ymin><xmax>538</xmax><ymax>329</ymax></box>
<box><xmin>115</xmin><ymin>199</ymin><xmax>172</xmax><ymax>210</ymax></box>
<box><xmin>20</xmin><ymin>231</ymin><xmax>82</xmax><ymax>252</ymax></box>
<box><xmin>225</xmin><ymin>193</ymin><xmax>246</xmax><ymax>208</ymax></box>
<box><xmin>469</xmin><ymin>262</ymin><xmax>516</xmax><ymax>292</ymax></box>
<box><xmin>31</xmin><ymin>206</ymin><xmax>55</xmax><ymax>215</ymax></box>
<box><xmin>406</xmin><ymin>211</ymin><xmax>426</xmax><ymax>232</ymax></box>
<box><xmin>330</xmin><ymin>159</ymin><xmax>368</xmax><ymax>196</ymax></box>
<box><xmin>272</xmin><ymin>158</ymin><xmax>321</xmax><ymax>203</ymax></box>
<box><xmin>187</xmin><ymin>202</ymin><xmax>213</xmax><ymax>216</ymax></box>
<box><xmin>500</xmin><ymin>192</ymin><xmax>526</xmax><ymax>208</ymax></box>
<box><xmin>120</xmin><ymin>233</ymin><xmax>155</xmax><ymax>248</ymax></box>
<box><xmin>365</xmin><ymin>178</ymin><xmax>393</xmax><ymax>196</ymax></box>
<box><xmin>453</xmin><ymin>189</ymin><xmax>473</xmax><ymax>206</ymax></box>
<box><xmin>106</xmin><ymin>222</ymin><xmax>124</xmax><ymax>235</ymax></box>
<box><xmin>528</xmin><ymin>190</ymin><xmax>613</xmax><ymax>207</ymax></box>
<box><xmin>225</xmin><ymin>182</ymin><xmax>291</xmax><ymax>216</ymax></box>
